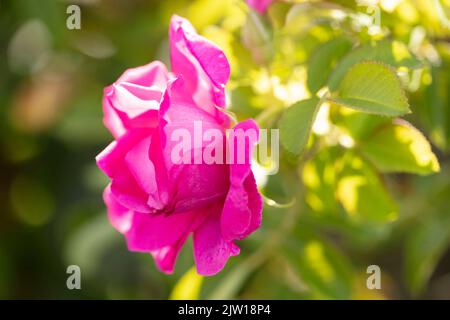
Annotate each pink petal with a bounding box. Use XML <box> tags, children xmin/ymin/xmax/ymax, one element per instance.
<box><xmin>158</xmin><ymin>78</ymin><xmax>230</xmax><ymax>212</ymax></box>
<box><xmin>96</xmin><ymin>128</ymin><xmax>156</xmax><ymax>213</ymax></box>
<box><xmin>169</xmin><ymin>15</ymin><xmax>230</xmax><ymax>125</ymax></box>
<box><xmin>193</xmin><ymin>204</ymin><xmax>240</xmax><ymax>276</ymax></box>
<box><xmin>110</xmin><ymin>169</ymin><xmax>152</xmax><ymax>213</ymax></box>
<box><xmin>125</xmin><ymin>211</ymin><xmax>196</xmax><ymax>252</ymax></box>
<box><xmin>241</xmin><ymin>172</ymin><xmax>263</xmax><ymax>236</ymax></box>
<box><xmin>96</xmin><ymin>128</ymin><xmax>150</xmax><ymax>178</ymax></box>
<box><xmin>159</xmin><ymin>77</ymin><xmax>226</xmax><ymax>171</ymax></box>
<box><xmin>170</xmin><ymin>162</ymin><xmax>229</xmax><ymax>213</ymax></box>
<box><xmin>227</xmin><ymin>119</ymin><xmax>259</xmax><ymax>179</ymax></box>
<box><xmin>109</xmin><ymin>83</ymin><xmax>162</xmax><ymax>117</ymax></box>
<box><xmin>151</xmin><ymin>234</ymin><xmax>189</xmax><ymax>274</ymax></box>
<box><xmin>124</xmin><ymin>136</ymin><xmax>156</xmax><ymax>195</ymax></box>
<box><xmin>221</xmin><ymin>179</ymin><xmax>252</xmax><ymax>241</ymax></box>
<box><xmin>221</xmin><ymin>119</ymin><xmax>263</xmax><ymax>241</ymax></box>
<box><xmin>247</xmin><ymin>0</ymin><xmax>274</xmax><ymax>15</ymax></box>
<box><xmin>103</xmin><ymin>61</ymin><xmax>169</xmax><ymax>138</ymax></box>
<box><xmin>103</xmin><ymin>184</ymin><xmax>133</xmax><ymax>234</ymax></box>
<box><xmin>124</xmin><ymin>131</ymin><xmax>169</xmax><ymax>210</ymax></box>
<box><xmin>103</xmin><ymin>93</ymin><xmax>128</xmax><ymax>138</ymax></box>
<box><xmin>117</xmin><ymin>60</ymin><xmax>169</xmax><ymax>88</ymax></box>
<box><xmin>151</xmin><ymin>209</ymin><xmax>209</xmax><ymax>274</ymax></box>
<box><xmin>104</xmin><ymin>183</ymin><xmax>195</xmax><ymax>275</ymax></box>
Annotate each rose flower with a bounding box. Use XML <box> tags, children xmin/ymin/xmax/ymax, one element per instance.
<box><xmin>96</xmin><ymin>16</ymin><xmax>263</xmax><ymax>275</ymax></box>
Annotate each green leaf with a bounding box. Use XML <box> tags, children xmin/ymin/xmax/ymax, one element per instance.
<box><xmin>328</xmin><ymin>40</ymin><xmax>422</xmax><ymax>91</ymax></box>
<box><xmin>170</xmin><ymin>267</ymin><xmax>203</xmax><ymax>300</ymax></box>
<box><xmin>337</xmin><ymin>154</ymin><xmax>398</xmax><ymax>223</ymax></box>
<box><xmin>238</xmin><ymin>259</ymin><xmax>309</xmax><ymax>299</ymax></box>
<box><xmin>285</xmin><ymin>237</ymin><xmax>353</xmax><ymax>299</ymax></box>
<box><xmin>208</xmin><ymin>253</ymin><xmax>265</xmax><ymax>299</ymax></box>
<box><xmin>331</xmin><ymin>108</ymin><xmax>390</xmax><ymax>141</ymax></box>
<box><xmin>330</xmin><ymin>61</ymin><xmax>410</xmax><ymax>116</ymax></box>
<box><xmin>302</xmin><ymin>147</ymin><xmax>340</xmax><ymax>214</ymax></box>
<box><xmin>307</xmin><ymin>37</ymin><xmax>353</xmax><ymax>93</ymax></box>
<box><xmin>418</xmin><ymin>66</ymin><xmax>450</xmax><ymax>151</ymax></box>
<box><xmin>361</xmin><ymin>121</ymin><xmax>440</xmax><ymax>175</ymax></box>
<box><xmin>405</xmin><ymin>214</ymin><xmax>450</xmax><ymax>296</ymax></box>
<box><xmin>279</xmin><ymin>98</ymin><xmax>320</xmax><ymax>155</ymax></box>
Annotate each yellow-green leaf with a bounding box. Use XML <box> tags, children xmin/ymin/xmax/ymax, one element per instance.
<box><xmin>307</xmin><ymin>37</ymin><xmax>353</xmax><ymax>94</ymax></box>
<box><xmin>361</xmin><ymin>121</ymin><xmax>440</xmax><ymax>175</ymax></box>
<box><xmin>328</xmin><ymin>40</ymin><xmax>422</xmax><ymax>91</ymax></box>
<box><xmin>284</xmin><ymin>238</ymin><xmax>353</xmax><ymax>299</ymax></box>
<box><xmin>330</xmin><ymin>61</ymin><xmax>410</xmax><ymax>117</ymax></box>
<box><xmin>337</xmin><ymin>155</ymin><xmax>398</xmax><ymax>223</ymax></box>
<box><xmin>170</xmin><ymin>267</ymin><xmax>203</xmax><ymax>300</ymax></box>
<box><xmin>405</xmin><ymin>215</ymin><xmax>450</xmax><ymax>296</ymax></box>
<box><xmin>279</xmin><ymin>98</ymin><xmax>320</xmax><ymax>155</ymax></box>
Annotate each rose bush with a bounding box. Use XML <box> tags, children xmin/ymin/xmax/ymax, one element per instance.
<box><xmin>96</xmin><ymin>15</ymin><xmax>263</xmax><ymax>276</ymax></box>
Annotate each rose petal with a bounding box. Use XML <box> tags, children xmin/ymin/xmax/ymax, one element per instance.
<box><xmin>221</xmin><ymin>119</ymin><xmax>262</xmax><ymax>241</ymax></box>
<box><xmin>169</xmin><ymin>15</ymin><xmax>230</xmax><ymax>125</ymax></box>
<box><xmin>103</xmin><ymin>61</ymin><xmax>169</xmax><ymax>137</ymax></box>
<box><xmin>151</xmin><ymin>234</ymin><xmax>189</xmax><ymax>274</ymax></box>
<box><xmin>247</xmin><ymin>0</ymin><xmax>274</xmax><ymax>15</ymax></box>
<box><xmin>151</xmin><ymin>208</ymin><xmax>209</xmax><ymax>274</ymax></box>
<box><xmin>227</xmin><ymin>119</ymin><xmax>259</xmax><ymax>180</ymax></box>
<box><xmin>96</xmin><ymin>128</ymin><xmax>150</xmax><ymax>178</ymax></box>
<box><xmin>159</xmin><ymin>78</ymin><xmax>230</xmax><ymax>212</ymax></box>
<box><xmin>97</xmin><ymin>128</ymin><xmax>154</xmax><ymax>213</ymax></box>
<box><xmin>126</xmin><ymin>211</ymin><xmax>196</xmax><ymax>252</ymax></box>
<box><xmin>117</xmin><ymin>60</ymin><xmax>169</xmax><ymax>88</ymax></box>
<box><xmin>159</xmin><ymin>78</ymin><xmax>226</xmax><ymax>170</ymax></box>
<box><xmin>110</xmin><ymin>83</ymin><xmax>162</xmax><ymax>117</ymax></box>
<box><xmin>241</xmin><ymin>172</ymin><xmax>263</xmax><ymax>237</ymax></box>
<box><xmin>103</xmin><ymin>184</ymin><xmax>133</xmax><ymax>234</ymax></box>
<box><xmin>193</xmin><ymin>204</ymin><xmax>240</xmax><ymax>276</ymax></box>
<box><xmin>124</xmin><ymin>131</ymin><xmax>170</xmax><ymax>210</ymax></box>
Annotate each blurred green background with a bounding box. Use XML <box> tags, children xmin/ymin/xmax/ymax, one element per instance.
<box><xmin>1</xmin><ymin>0</ymin><xmax>450</xmax><ymax>299</ymax></box>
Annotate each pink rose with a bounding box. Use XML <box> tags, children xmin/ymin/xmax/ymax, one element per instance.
<box><xmin>102</xmin><ymin>61</ymin><xmax>169</xmax><ymax>138</ymax></box>
<box><xmin>96</xmin><ymin>15</ymin><xmax>263</xmax><ymax>276</ymax></box>
<box><xmin>247</xmin><ymin>0</ymin><xmax>275</xmax><ymax>15</ymax></box>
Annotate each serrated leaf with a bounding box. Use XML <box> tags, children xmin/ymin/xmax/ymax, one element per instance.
<box><xmin>330</xmin><ymin>61</ymin><xmax>410</xmax><ymax>116</ymax></box>
<box><xmin>328</xmin><ymin>40</ymin><xmax>422</xmax><ymax>90</ymax></box>
<box><xmin>279</xmin><ymin>98</ymin><xmax>320</xmax><ymax>155</ymax></box>
<box><xmin>307</xmin><ymin>37</ymin><xmax>353</xmax><ymax>93</ymax></box>
<box><xmin>361</xmin><ymin>121</ymin><xmax>440</xmax><ymax>175</ymax></box>
<box><xmin>337</xmin><ymin>154</ymin><xmax>398</xmax><ymax>223</ymax></box>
